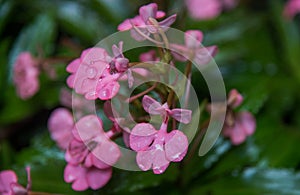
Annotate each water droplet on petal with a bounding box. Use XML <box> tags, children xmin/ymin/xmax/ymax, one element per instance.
<box><xmin>86</xmin><ymin>67</ymin><xmax>97</xmax><ymax>79</ymax></box>
<box><xmin>98</xmin><ymin>89</ymin><xmax>110</xmax><ymax>99</ymax></box>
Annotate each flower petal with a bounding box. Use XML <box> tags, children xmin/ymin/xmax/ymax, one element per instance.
<box><xmin>92</xmin><ymin>140</ymin><xmax>121</xmax><ymax>166</ymax></box>
<box><xmin>87</xmin><ymin>167</ymin><xmax>112</xmax><ymax>190</ymax></box>
<box><xmin>139</xmin><ymin>3</ymin><xmax>157</xmax><ymax>22</ymax></box>
<box><xmin>130</xmin><ymin>123</ymin><xmax>157</xmax><ymax>151</ymax></box>
<box><xmin>169</xmin><ymin>109</ymin><xmax>192</xmax><ymax>124</ymax></box>
<box><xmin>158</xmin><ymin>14</ymin><xmax>177</xmax><ymax>31</ymax></box>
<box><xmin>0</xmin><ymin>170</ymin><xmax>18</xmax><ymax>192</ymax></box>
<box><xmin>142</xmin><ymin>95</ymin><xmax>164</xmax><ymax>115</ymax></box>
<box><xmin>185</xmin><ymin>30</ymin><xmax>203</xmax><ymax>49</ymax></box>
<box><xmin>64</xmin><ymin>164</ymin><xmax>89</xmax><ymax>191</ymax></box>
<box><xmin>194</xmin><ymin>45</ymin><xmax>218</xmax><ymax>65</ymax></box>
<box><xmin>165</xmin><ymin>130</ymin><xmax>188</xmax><ymax>162</ymax></box>
<box><xmin>66</xmin><ymin>58</ymin><xmax>80</xmax><ymax>73</ymax></box>
<box><xmin>75</xmin><ymin>115</ymin><xmax>104</xmax><ymax>142</ymax></box>
<box><xmin>238</xmin><ymin>112</ymin><xmax>256</xmax><ymax>136</ymax></box>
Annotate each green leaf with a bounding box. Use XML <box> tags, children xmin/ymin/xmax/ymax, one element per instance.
<box><xmin>189</xmin><ymin>167</ymin><xmax>300</xmax><ymax>195</ymax></box>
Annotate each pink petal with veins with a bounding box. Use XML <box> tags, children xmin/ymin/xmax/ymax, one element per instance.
<box><xmin>142</xmin><ymin>95</ymin><xmax>164</xmax><ymax>115</ymax></box>
<box><xmin>170</xmin><ymin>109</ymin><xmax>192</xmax><ymax>124</ymax></box>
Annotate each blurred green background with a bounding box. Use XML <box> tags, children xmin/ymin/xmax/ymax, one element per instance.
<box><xmin>1</xmin><ymin>0</ymin><xmax>300</xmax><ymax>194</ymax></box>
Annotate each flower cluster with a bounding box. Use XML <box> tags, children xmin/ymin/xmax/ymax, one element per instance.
<box><xmin>66</xmin><ymin>42</ymin><xmax>130</xmax><ymax>100</ymax></box>
<box><xmin>43</xmin><ymin>2</ymin><xmax>257</xmax><ymax>192</ymax></box>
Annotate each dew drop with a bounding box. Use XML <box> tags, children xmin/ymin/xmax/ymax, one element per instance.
<box><xmin>99</xmin><ymin>89</ymin><xmax>110</xmax><ymax>99</ymax></box>
<box><xmin>86</xmin><ymin>67</ymin><xmax>97</xmax><ymax>79</ymax></box>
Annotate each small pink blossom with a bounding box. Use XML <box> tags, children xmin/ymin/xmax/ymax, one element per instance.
<box><xmin>66</xmin><ymin>42</ymin><xmax>130</xmax><ymax>100</ymax></box>
<box><xmin>185</xmin><ymin>0</ymin><xmax>237</xmax><ymax>20</ymax></box>
<box><xmin>130</xmin><ymin>123</ymin><xmax>188</xmax><ymax>174</ymax></box>
<box><xmin>222</xmin><ymin>89</ymin><xmax>256</xmax><ymax>145</ymax></box>
<box><xmin>118</xmin><ymin>3</ymin><xmax>176</xmax><ymax>41</ymax></box>
<box><xmin>171</xmin><ymin>30</ymin><xmax>218</xmax><ymax>65</ymax></box>
<box><xmin>223</xmin><ymin>111</ymin><xmax>256</xmax><ymax>145</ymax></box>
<box><xmin>130</xmin><ymin>95</ymin><xmax>191</xmax><ymax>174</ymax></box>
<box><xmin>13</xmin><ymin>52</ymin><xmax>39</xmax><ymax>99</ymax></box>
<box><xmin>64</xmin><ymin>164</ymin><xmax>112</xmax><ymax>191</ymax></box>
<box><xmin>227</xmin><ymin>89</ymin><xmax>243</xmax><ymax>108</ymax></box>
<box><xmin>48</xmin><ymin>108</ymin><xmax>74</xmax><ymax>150</ymax></box>
<box><xmin>283</xmin><ymin>0</ymin><xmax>300</xmax><ymax>19</ymax></box>
<box><xmin>0</xmin><ymin>167</ymin><xmax>31</xmax><ymax>195</ymax></box>
<box><xmin>186</xmin><ymin>0</ymin><xmax>221</xmax><ymax>20</ymax></box>
<box><xmin>67</xmin><ymin>115</ymin><xmax>121</xmax><ymax>168</ymax></box>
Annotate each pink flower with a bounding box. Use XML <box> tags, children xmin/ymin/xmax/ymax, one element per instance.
<box><xmin>222</xmin><ymin>89</ymin><xmax>256</xmax><ymax>145</ymax></box>
<box><xmin>13</xmin><ymin>52</ymin><xmax>39</xmax><ymax>99</ymax></box>
<box><xmin>67</xmin><ymin>115</ymin><xmax>121</xmax><ymax>168</ymax></box>
<box><xmin>139</xmin><ymin>50</ymin><xmax>160</xmax><ymax>62</ymax></box>
<box><xmin>130</xmin><ymin>123</ymin><xmax>189</xmax><ymax>174</ymax></box>
<box><xmin>283</xmin><ymin>0</ymin><xmax>300</xmax><ymax>19</ymax></box>
<box><xmin>48</xmin><ymin>108</ymin><xmax>74</xmax><ymax>150</ymax></box>
<box><xmin>66</xmin><ymin>42</ymin><xmax>130</xmax><ymax>100</ymax></box>
<box><xmin>0</xmin><ymin>167</ymin><xmax>31</xmax><ymax>195</ymax></box>
<box><xmin>171</xmin><ymin>30</ymin><xmax>218</xmax><ymax>65</ymax></box>
<box><xmin>186</xmin><ymin>0</ymin><xmax>221</xmax><ymax>20</ymax></box>
<box><xmin>64</xmin><ymin>164</ymin><xmax>112</xmax><ymax>191</ymax></box>
<box><xmin>118</xmin><ymin>3</ymin><xmax>176</xmax><ymax>41</ymax></box>
<box><xmin>227</xmin><ymin>89</ymin><xmax>243</xmax><ymax>108</ymax></box>
<box><xmin>223</xmin><ymin>111</ymin><xmax>256</xmax><ymax>145</ymax></box>
<box><xmin>129</xmin><ymin>95</ymin><xmax>191</xmax><ymax>174</ymax></box>
<box><xmin>185</xmin><ymin>0</ymin><xmax>237</xmax><ymax>20</ymax></box>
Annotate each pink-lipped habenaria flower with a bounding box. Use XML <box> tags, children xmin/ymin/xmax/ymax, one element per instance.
<box><xmin>222</xmin><ymin>89</ymin><xmax>256</xmax><ymax>145</ymax></box>
<box><xmin>283</xmin><ymin>0</ymin><xmax>300</xmax><ymax>19</ymax></box>
<box><xmin>64</xmin><ymin>115</ymin><xmax>120</xmax><ymax>191</ymax></box>
<box><xmin>64</xmin><ymin>164</ymin><xmax>112</xmax><ymax>191</ymax></box>
<box><xmin>66</xmin><ymin>42</ymin><xmax>130</xmax><ymax>100</ymax></box>
<box><xmin>118</xmin><ymin>3</ymin><xmax>176</xmax><ymax>41</ymax></box>
<box><xmin>13</xmin><ymin>52</ymin><xmax>39</xmax><ymax>100</ymax></box>
<box><xmin>48</xmin><ymin>108</ymin><xmax>74</xmax><ymax>150</ymax></box>
<box><xmin>66</xmin><ymin>115</ymin><xmax>120</xmax><ymax>169</ymax></box>
<box><xmin>171</xmin><ymin>30</ymin><xmax>218</xmax><ymax>66</ymax></box>
<box><xmin>129</xmin><ymin>95</ymin><xmax>191</xmax><ymax>174</ymax></box>
<box><xmin>0</xmin><ymin>167</ymin><xmax>31</xmax><ymax>195</ymax></box>
<box><xmin>185</xmin><ymin>0</ymin><xmax>237</xmax><ymax>20</ymax></box>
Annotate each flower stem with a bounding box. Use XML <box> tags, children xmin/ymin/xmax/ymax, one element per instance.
<box><xmin>126</xmin><ymin>82</ymin><xmax>158</xmax><ymax>103</ymax></box>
